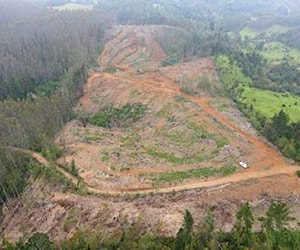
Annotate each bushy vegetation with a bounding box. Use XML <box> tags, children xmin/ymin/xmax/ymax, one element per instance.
<box><xmin>4</xmin><ymin>201</ymin><xmax>300</xmax><ymax>249</ymax></box>
<box><xmin>0</xmin><ymin>2</ymin><xmax>109</xmax><ymax>210</ymax></box>
<box><xmin>240</xmin><ymin>87</ymin><xmax>300</xmax><ymax>123</ymax></box>
<box><xmin>153</xmin><ymin>165</ymin><xmax>236</xmax><ymax>183</ymax></box>
<box><xmin>216</xmin><ymin>54</ymin><xmax>300</xmax><ymax>162</ymax></box>
<box><xmin>161</xmin><ymin>54</ymin><xmax>180</xmax><ymax>67</ymax></box>
<box><xmin>0</xmin><ymin>151</ymin><xmax>31</xmax><ymax>207</ymax></box>
<box><xmin>89</xmin><ymin>103</ymin><xmax>147</xmax><ymax>128</ymax></box>
<box><xmin>104</xmin><ymin>67</ymin><xmax>117</xmax><ymax>74</ymax></box>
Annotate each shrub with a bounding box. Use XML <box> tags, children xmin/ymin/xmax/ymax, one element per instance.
<box><xmin>89</xmin><ymin>103</ymin><xmax>147</xmax><ymax>128</ymax></box>
<box><xmin>161</xmin><ymin>54</ymin><xmax>179</xmax><ymax>67</ymax></box>
<box><xmin>104</xmin><ymin>67</ymin><xmax>117</xmax><ymax>73</ymax></box>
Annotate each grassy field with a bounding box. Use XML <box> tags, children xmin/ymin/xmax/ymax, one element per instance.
<box><xmin>52</xmin><ymin>3</ymin><xmax>94</xmax><ymax>11</ymax></box>
<box><xmin>216</xmin><ymin>55</ymin><xmax>300</xmax><ymax>123</ymax></box>
<box><xmin>240</xmin><ymin>87</ymin><xmax>300</xmax><ymax>123</ymax></box>
<box><xmin>152</xmin><ymin>165</ymin><xmax>237</xmax><ymax>183</ymax></box>
<box><xmin>240</xmin><ymin>25</ymin><xmax>289</xmax><ymax>41</ymax></box>
<box><xmin>215</xmin><ymin>55</ymin><xmax>252</xmax><ymax>89</ymax></box>
<box><xmin>240</xmin><ymin>27</ymin><xmax>257</xmax><ymax>40</ymax></box>
<box><xmin>264</xmin><ymin>25</ymin><xmax>289</xmax><ymax>36</ymax></box>
<box><xmin>240</xmin><ymin>25</ymin><xmax>289</xmax><ymax>37</ymax></box>
<box><xmin>260</xmin><ymin>42</ymin><xmax>300</xmax><ymax>65</ymax></box>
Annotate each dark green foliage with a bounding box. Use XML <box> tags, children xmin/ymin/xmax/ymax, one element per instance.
<box><xmin>217</xmin><ymin>54</ymin><xmax>300</xmax><ymax>162</ymax></box>
<box><xmin>234</xmin><ymin>52</ymin><xmax>265</xmax><ymax>83</ymax></box>
<box><xmin>41</xmin><ymin>144</ymin><xmax>63</xmax><ymax>162</ymax></box>
<box><xmin>3</xmin><ymin>232</ymin><xmax>54</xmax><ymax>250</ymax></box>
<box><xmin>232</xmin><ymin>202</ymin><xmax>254</xmax><ymax>248</ymax></box>
<box><xmin>156</xmin><ymin>26</ymin><xmax>234</xmax><ymax>60</ymax></box>
<box><xmin>5</xmin><ymin>202</ymin><xmax>300</xmax><ymax>249</ymax></box>
<box><xmin>262</xmin><ymin>111</ymin><xmax>300</xmax><ymax>161</ymax></box>
<box><xmin>62</xmin><ymin>231</ymin><xmax>90</xmax><ymax>250</ymax></box>
<box><xmin>261</xmin><ymin>201</ymin><xmax>293</xmax><ymax>232</ymax></box>
<box><xmin>89</xmin><ymin>103</ymin><xmax>147</xmax><ymax>128</ymax></box>
<box><xmin>96</xmin><ymin>0</ymin><xmax>190</xmax><ymax>26</ymax></box>
<box><xmin>161</xmin><ymin>54</ymin><xmax>180</xmax><ymax>67</ymax></box>
<box><xmin>191</xmin><ymin>209</ymin><xmax>215</xmax><ymax>249</ymax></box>
<box><xmin>104</xmin><ymin>67</ymin><xmax>117</xmax><ymax>74</ymax></box>
<box><xmin>277</xmin><ymin>27</ymin><xmax>300</xmax><ymax>49</ymax></box>
<box><xmin>175</xmin><ymin>210</ymin><xmax>194</xmax><ymax>250</ymax></box>
<box><xmin>24</xmin><ymin>232</ymin><xmax>54</xmax><ymax>250</ymax></box>
<box><xmin>70</xmin><ymin>159</ymin><xmax>78</xmax><ymax>177</ymax></box>
<box><xmin>0</xmin><ymin>10</ymin><xmax>108</xmax><ymax>101</ymax></box>
<box><xmin>0</xmin><ymin>151</ymin><xmax>31</xmax><ymax>207</ymax></box>
<box><xmin>268</xmin><ymin>62</ymin><xmax>300</xmax><ymax>95</ymax></box>
<box><xmin>32</xmin><ymin>81</ymin><xmax>60</xmax><ymax>97</ymax></box>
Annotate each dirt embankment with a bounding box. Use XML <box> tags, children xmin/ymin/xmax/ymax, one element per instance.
<box><xmin>57</xmin><ymin>24</ymin><xmax>299</xmax><ymax>194</ymax></box>
<box><xmin>1</xmin><ymin>25</ymin><xmax>300</xmax><ymax>243</ymax></box>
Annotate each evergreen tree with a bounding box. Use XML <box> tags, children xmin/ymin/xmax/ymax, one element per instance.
<box><xmin>175</xmin><ymin>210</ymin><xmax>194</xmax><ymax>250</ymax></box>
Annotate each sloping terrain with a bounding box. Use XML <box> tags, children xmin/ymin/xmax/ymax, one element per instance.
<box><xmin>1</xmin><ymin>25</ymin><xmax>300</xmax><ymax>243</ymax></box>
<box><xmin>57</xmin><ymin>25</ymin><xmax>298</xmax><ymax>193</ymax></box>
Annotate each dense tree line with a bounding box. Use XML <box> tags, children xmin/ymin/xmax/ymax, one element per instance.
<box><xmin>0</xmin><ymin>0</ymin><xmax>46</xmax><ymax>24</ymax></box>
<box><xmin>0</xmin><ymin>9</ymin><xmax>109</xmax><ymax>100</ymax></box>
<box><xmin>0</xmin><ymin>151</ymin><xmax>32</xmax><ymax>207</ymax></box>
<box><xmin>95</xmin><ymin>0</ymin><xmax>213</xmax><ymax>26</ymax></box>
<box><xmin>231</xmin><ymin>51</ymin><xmax>300</xmax><ymax>95</ymax></box>
<box><xmin>3</xmin><ymin>201</ymin><xmax>300</xmax><ymax>249</ymax></box>
<box><xmin>156</xmin><ymin>24</ymin><xmax>234</xmax><ymax>62</ymax></box>
<box><xmin>0</xmin><ymin>2</ymin><xmax>110</xmax><ymax>210</ymax></box>
<box><xmin>263</xmin><ymin>111</ymin><xmax>300</xmax><ymax>161</ymax></box>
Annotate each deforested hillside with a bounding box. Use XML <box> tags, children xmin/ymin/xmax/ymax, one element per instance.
<box><xmin>1</xmin><ymin>0</ymin><xmax>300</xmax><ymax>248</ymax></box>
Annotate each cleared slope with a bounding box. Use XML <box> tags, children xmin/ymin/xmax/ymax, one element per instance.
<box><xmin>56</xmin><ymin>25</ymin><xmax>299</xmax><ymax>193</ymax></box>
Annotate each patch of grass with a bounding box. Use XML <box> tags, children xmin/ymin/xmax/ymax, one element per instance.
<box><xmin>70</xmin><ymin>159</ymin><xmax>78</xmax><ymax>177</ymax></box>
<box><xmin>164</xmin><ymin>130</ymin><xmax>194</xmax><ymax>147</ymax></box>
<box><xmin>104</xmin><ymin>67</ymin><xmax>117</xmax><ymax>74</ymax></box>
<box><xmin>174</xmin><ymin>95</ymin><xmax>188</xmax><ymax>103</ymax></box>
<box><xmin>41</xmin><ymin>144</ymin><xmax>63</xmax><ymax>161</ymax></box>
<box><xmin>153</xmin><ymin>165</ymin><xmax>237</xmax><ymax>183</ymax></box>
<box><xmin>145</xmin><ymin>147</ymin><xmax>208</xmax><ymax>165</ymax></box>
<box><xmin>186</xmin><ymin>121</ymin><xmax>213</xmax><ymax>140</ymax></box>
<box><xmin>180</xmin><ymin>85</ymin><xmax>198</xmax><ymax>96</ymax></box>
<box><xmin>83</xmin><ymin>132</ymin><xmax>108</xmax><ymax>142</ymax></box>
<box><xmin>240</xmin><ymin>27</ymin><xmax>257</xmax><ymax>40</ymax></box>
<box><xmin>260</xmin><ymin>42</ymin><xmax>300</xmax><ymax>65</ymax></box>
<box><xmin>101</xmin><ymin>151</ymin><xmax>110</xmax><ymax>162</ymax></box>
<box><xmin>42</xmin><ymin>164</ymin><xmax>76</xmax><ymax>192</ymax></box>
<box><xmin>216</xmin><ymin>136</ymin><xmax>229</xmax><ymax>149</ymax></box>
<box><xmin>297</xmin><ymin>170</ymin><xmax>300</xmax><ymax>178</ymax></box>
<box><xmin>89</xmin><ymin>103</ymin><xmax>147</xmax><ymax>128</ymax></box>
<box><xmin>215</xmin><ymin>55</ymin><xmax>252</xmax><ymax>91</ymax></box>
<box><xmin>240</xmin><ymin>87</ymin><xmax>300</xmax><ymax>123</ymax></box>
<box><xmin>156</xmin><ymin>102</ymin><xmax>175</xmax><ymax>118</ymax></box>
<box><xmin>161</xmin><ymin>54</ymin><xmax>180</xmax><ymax>67</ymax></box>
<box><xmin>265</xmin><ymin>25</ymin><xmax>289</xmax><ymax>36</ymax></box>
<box><xmin>62</xmin><ymin>207</ymin><xmax>79</xmax><ymax>233</ymax></box>
<box><xmin>221</xmin><ymin>165</ymin><xmax>237</xmax><ymax>176</ymax></box>
<box><xmin>119</xmin><ymin>134</ymin><xmax>140</xmax><ymax>147</ymax></box>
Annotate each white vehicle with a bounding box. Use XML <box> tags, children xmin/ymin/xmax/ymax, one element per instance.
<box><xmin>239</xmin><ymin>161</ymin><xmax>248</xmax><ymax>169</ymax></box>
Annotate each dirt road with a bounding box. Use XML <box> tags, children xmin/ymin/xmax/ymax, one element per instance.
<box><xmin>4</xmin><ymin>25</ymin><xmax>299</xmax><ymax>195</ymax></box>
<box><xmin>2</xmin><ymin>145</ymin><xmax>299</xmax><ymax>195</ymax></box>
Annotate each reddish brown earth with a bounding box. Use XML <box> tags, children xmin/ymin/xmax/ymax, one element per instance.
<box><xmin>56</xmin><ymin>25</ymin><xmax>299</xmax><ymax>193</ymax></box>
<box><xmin>1</xmin><ymin>25</ymin><xmax>300</xmax><ymax>243</ymax></box>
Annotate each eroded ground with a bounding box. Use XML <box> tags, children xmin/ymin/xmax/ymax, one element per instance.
<box><xmin>1</xmin><ymin>25</ymin><xmax>300</xmax><ymax>243</ymax></box>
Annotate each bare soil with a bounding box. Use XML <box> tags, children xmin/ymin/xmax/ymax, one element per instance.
<box><xmin>1</xmin><ymin>25</ymin><xmax>300</xmax><ymax>243</ymax></box>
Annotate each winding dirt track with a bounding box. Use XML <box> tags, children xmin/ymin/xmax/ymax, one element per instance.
<box><xmin>71</xmin><ymin>25</ymin><xmax>300</xmax><ymax>193</ymax></box>
<box><xmin>3</xmin><ymin>25</ymin><xmax>299</xmax><ymax>195</ymax></box>
<box><xmin>1</xmin><ymin>136</ymin><xmax>299</xmax><ymax>196</ymax></box>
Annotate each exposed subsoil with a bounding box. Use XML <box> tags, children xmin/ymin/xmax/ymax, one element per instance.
<box><xmin>1</xmin><ymin>25</ymin><xmax>300</xmax><ymax>243</ymax></box>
